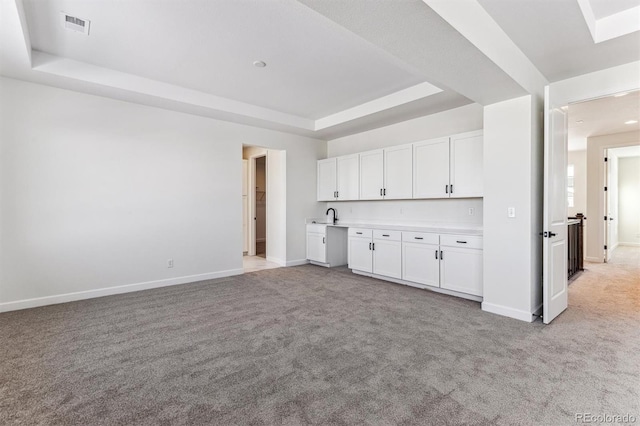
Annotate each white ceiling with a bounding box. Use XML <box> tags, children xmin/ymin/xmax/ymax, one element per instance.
<box><xmin>1</xmin><ymin>0</ymin><xmax>639</xmax><ymax>139</ymax></box>
<box><xmin>568</xmin><ymin>90</ymin><xmax>640</xmax><ymax>150</ymax></box>
<box><xmin>24</xmin><ymin>0</ymin><xmax>427</xmax><ymax>119</ymax></box>
<box><xmin>478</xmin><ymin>0</ymin><xmax>640</xmax><ymax>82</ymax></box>
<box><xmin>589</xmin><ymin>0</ymin><xmax>640</xmax><ymax>19</ymax></box>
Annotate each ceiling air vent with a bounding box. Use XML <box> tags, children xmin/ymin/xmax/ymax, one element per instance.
<box><xmin>60</xmin><ymin>12</ymin><xmax>90</xmax><ymax>35</ymax></box>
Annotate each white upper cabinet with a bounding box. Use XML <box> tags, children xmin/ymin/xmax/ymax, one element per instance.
<box><xmin>413</xmin><ymin>137</ymin><xmax>450</xmax><ymax>199</ymax></box>
<box><xmin>317</xmin><ymin>158</ymin><xmax>337</xmax><ymax>201</ymax></box>
<box><xmin>359</xmin><ymin>149</ymin><xmax>384</xmax><ymax>200</ymax></box>
<box><xmin>317</xmin><ymin>155</ymin><xmax>359</xmax><ymax>201</ymax></box>
<box><xmin>336</xmin><ymin>154</ymin><xmax>360</xmax><ymax>201</ymax></box>
<box><xmin>318</xmin><ymin>130</ymin><xmax>482</xmax><ymax>202</ymax></box>
<box><xmin>450</xmin><ymin>131</ymin><xmax>483</xmax><ymax>198</ymax></box>
<box><xmin>384</xmin><ymin>144</ymin><xmax>413</xmax><ymax>199</ymax></box>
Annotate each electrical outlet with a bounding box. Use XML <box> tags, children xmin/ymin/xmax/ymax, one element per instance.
<box><xmin>469</xmin><ymin>208</ymin><xmax>474</xmax><ymax>216</ymax></box>
<box><xmin>508</xmin><ymin>207</ymin><xmax>516</xmax><ymax>218</ymax></box>
<box><xmin>167</xmin><ymin>259</ymin><xmax>174</xmax><ymax>268</ymax></box>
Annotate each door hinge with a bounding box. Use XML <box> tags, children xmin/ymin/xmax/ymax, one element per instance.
<box><xmin>604</xmin><ymin>186</ymin><xmax>607</xmax><ymax>191</ymax></box>
<box><xmin>604</xmin><ymin>216</ymin><xmax>607</xmax><ymax>220</ymax></box>
<box><xmin>604</xmin><ymin>245</ymin><xmax>608</xmax><ymax>250</ymax></box>
<box><xmin>604</xmin><ymin>157</ymin><xmax>608</xmax><ymax>162</ymax></box>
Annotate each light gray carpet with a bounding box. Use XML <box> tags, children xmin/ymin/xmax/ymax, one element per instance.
<box><xmin>1</xmin><ymin>249</ymin><xmax>639</xmax><ymax>425</ymax></box>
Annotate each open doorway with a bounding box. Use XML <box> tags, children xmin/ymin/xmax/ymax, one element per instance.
<box><xmin>255</xmin><ymin>156</ymin><xmax>266</xmax><ymax>258</ymax></box>
<box><xmin>567</xmin><ymin>90</ymin><xmax>640</xmax><ymax>265</ymax></box>
<box><xmin>605</xmin><ymin>146</ymin><xmax>640</xmax><ymax>262</ymax></box>
<box><xmin>241</xmin><ymin>145</ymin><xmax>285</xmax><ymax>273</ymax></box>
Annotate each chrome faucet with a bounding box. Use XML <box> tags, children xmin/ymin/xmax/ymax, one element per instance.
<box><xmin>326</xmin><ymin>208</ymin><xmax>338</xmax><ymax>225</ymax></box>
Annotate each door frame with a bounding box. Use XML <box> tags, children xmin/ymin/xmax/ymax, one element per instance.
<box><xmin>543</xmin><ymin>64</ymin><xmax>638</xmax><ymax>323</ymax></box>
<box><xmin>248</xmin><ymin>152</ymin><xmax>267</xmax><ymax>257</ymax></box>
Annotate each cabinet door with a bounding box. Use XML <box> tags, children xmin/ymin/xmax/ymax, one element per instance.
<box><xmin>359</xmin><ymin>150</ymin><xmax>384</xmax><ymax>200</ymax></box>
<box><xmin>317</xmin><ymin>158</ymin><xmax>337</xmax><ymax>201</ymax></box>
<box><xmin>307</xmin><ymin>233</ymin><xmax>326</xmax><ymax>263</ymax></box>
<box><xmin>384</xmin><ymin>144</ymin><xmax>413</xmax><ymax>199</ymax></box>
<box><xmin>413</xmin><ymin>137</ymin><xmax>450</xmax><ymax>199</ymax></box>
<box><xmin>337</xmin><ymin>154</ymin><xmax>360</xmax><ymax>200</ymax></box>
<box><xmin>440</xmin><ymin>247</ymin><xmax>483</xmax><ymax>296</ymax></box>
<box><xmin>450</xmin><ymin>131</ymin><xmax>483</xmax><ymax>198</ymax></box>
<box><xmin>402</xmin><ymin>242</ymin><xmax>439</xmax><ymax>286</ymax></box>
<box><xmin>373</xmin><ymin>239</ymin><xmax>402</xmax><ymax>279</ymax></box>
<box><xmin>348</xmin><ymin>237</ymin><xmax>372</xmax><ymax>272</ymax></box>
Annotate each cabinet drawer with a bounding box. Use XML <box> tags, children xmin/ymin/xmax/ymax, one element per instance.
<box><xmin>348</xmin><ymin>227</ymin><xmax>372</xmax><ymax>238</ymax></box>
<box><xmin>440</xmin><ymin>234</ymin><xmax>483</xmax><ymax>249</ymax></box>
<box><xmin>307</xmin><ymin>224</ymin><xmax>327</xmax><ymax>235</ymax></box>
<box><xmin>402</xmin><ymin>231</ymin><xmax>439</xmax><ymax>245</ymax></box>
<box><xmin>373</xmin><ymin>229</ymin><xmax>401</xmax><ymax>241</ymax></box>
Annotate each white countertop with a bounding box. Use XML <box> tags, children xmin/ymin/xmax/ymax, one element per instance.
<box><xmin>306</xmin><ymin>218</ymin><xmax>483</xmax><ymax>236</ymax></box>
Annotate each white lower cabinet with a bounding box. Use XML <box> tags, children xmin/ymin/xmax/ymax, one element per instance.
<box><xmin>348</xmin><ymin>228</ymin><xmax>373</xmax><ymax>272</ymax></box>
<box><xmin>348</xmin><ymin>227</ymin><xmax>483</xmax><ymax>299</ymax></box>
<box><xmin>439</xmin><ymin>235</ymin><xmax>483</xmax><ymax>296</ymax></box>
<box><xmin>372</xmin><ymin>230</ymin><xmax>401</xmax><ymax>279</ymax></box>
<box><xmin>402</xmin><ymin>232</ymin><xmax>439</xmax><ymax>287</ymax></box>
<box><xmin>307</xmin><ymin>224</ymin><xmax>348</xmax><ymax>267</ymax></box>
<box><xmin>307</xmin><ymin>232</ymin><xmax>326</xmax><ymax>263</ymax></box>
<box><xmin>348</xmin><ymin>228</ymin><xmax>401</xmax><ymax>278</ymax></box>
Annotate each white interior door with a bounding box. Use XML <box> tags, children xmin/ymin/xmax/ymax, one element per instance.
<box><xmin>542</xmin><ymin>86</ymin><xmax>569</xmax><ymax>324</ymax></box>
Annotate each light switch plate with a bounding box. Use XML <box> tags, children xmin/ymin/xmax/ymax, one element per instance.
<box><xmin>508</xmin><ymin>207</ymin><xmax>516</xmax><ymax>218</ymax></box>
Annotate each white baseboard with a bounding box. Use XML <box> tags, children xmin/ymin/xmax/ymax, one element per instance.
<box><xmin>266</xmin><ymin>256</ymin><xmax>286</xmax><ymax>266</ymax></box>
<box><xmin>0</xmin><ymin>269</ymin><xmax>244</xmax><ymax>313</ymax></box>
<box><xmin>585</xmin><ymin>256</ymin><xmax>603</xmax><ymax>263</ymax></box>
<box><xmin>286</xmin><ymin>259</ymin><xmax>309</xmax><ymax>267</ymax></box>
<box><xmin>481</xmin><ymin>302</ymin><xmax>537</xmax><ymax>322</ymax></box>
<box><xmin>619</xmin><ymin>242</ymin><xmax>640</xmax><ymax>247</ymax></box>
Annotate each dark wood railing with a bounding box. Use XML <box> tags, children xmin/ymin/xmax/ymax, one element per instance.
<box><xmin>568</xmin><ymin>215</ymin><xmax>584</xmax><ymax>280</ymax></box>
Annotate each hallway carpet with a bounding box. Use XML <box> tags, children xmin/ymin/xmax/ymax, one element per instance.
<box><xmin>1</xmin><ymin>249</ymin><xmax>638</xmax><ymax>425</ymax></box>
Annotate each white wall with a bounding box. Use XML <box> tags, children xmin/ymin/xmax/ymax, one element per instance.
<box><xmin>0</xmin><ymin>77</ymin><xmax>326</xmax><ymax>311</ymax></box>
<box><xmin>585</xmin><ymin>131</ymin><xmax>640</xmax><ymax>261</ymax></box>
<box><xmin>618</xmin><ymin>156</ymin><xmax>640</xmax><ymax>245</ymax></box>
<box><xmin>568</xmin><ymin>150</ymin><xmax>587</xmax><ymax>217</ymax></box>
<box><xmin>327</xmin><ymin>103</ymin><xmax>483</xmax><ymax>156</ymax></box>
<box><xmin>482</xmin><ymin>95</ymin><xmax>543</xmax><ymax>322</ymax></box>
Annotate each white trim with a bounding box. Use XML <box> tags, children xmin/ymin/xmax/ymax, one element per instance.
<box><xmin>286</xmin><ymin>259</ymin><xmax>310</xmax><ymax>267</ymax></box>
<box><xmin>619</xmin><ymin>242</ymin><xmax>640</xmax><ymax>247</ymax></box>
<box><xmin>0</xmin><ymin>269</ymin><xmax>243</xmax><ymax>313</ymax></box>
<box><xmin>481</xmin><ymin>301</ymin><xmax>537</xmax><ymax>323</ymax></box>
<box><xmin>266</xmin><ymin>256</ymin><xmax>286</xmax><ymax>266</ymax></box>
<box><xmin>585</xmin><ymin>256</ymin><xmax>603</xmax><ymax>263</ymax></box>
<box><xmin>352</xmin><ymin>269</ymin><xmax>483</xmax><ymax>302</ymax></box>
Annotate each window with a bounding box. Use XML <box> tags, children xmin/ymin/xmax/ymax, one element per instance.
<box><xmin>567</xmin><ymin>164</ymin><xmax>574</xmax><ymax>208</ymax></box>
